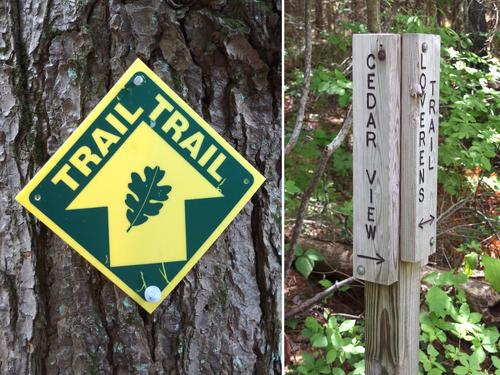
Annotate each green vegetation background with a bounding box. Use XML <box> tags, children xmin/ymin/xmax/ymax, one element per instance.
<box><xmin>284</xmin><ymin>1</ymin><xmax>499</xmax><ymax>374</ymax></box>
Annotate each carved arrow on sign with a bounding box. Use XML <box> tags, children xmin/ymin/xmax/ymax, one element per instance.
<box><xmin>357</xmin><ymin>253</ymin><xmax>385</xmax><ymax>265</ymax></box>
<box><xmin>418</xmin><ymin>214</ymin><xmax>435</xmax><ymax>229</ymax></box>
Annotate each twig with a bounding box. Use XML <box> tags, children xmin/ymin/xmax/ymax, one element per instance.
<box><xmin>437</xmin><ymin>197</ymin><xmax>470</xmax><ymax>224</ymax></box>
<box><xmin>437</xmin><ymin>221</ymin><xmax>487</xmax><ymax>237</ymax></box>
<box><xmin>285</xmin><ymin>276</ymin><xmax>357</xmax><ymax>319</ymax></box>
<box><xmin>284</xmin><ymin>107</ymin><xmax>353</xmax><ymax>280</ymax></box>
<box><xmin>330</xmin><ymin>312</ymin><xmax>364</xmax><ymax>320</ymax></box>
<box><xmin>463</xmin><ymin>207</ymin><xmax>499</xmax><ymax>236</ymax></box>
<box><xmin>441</xmin><ymin>244</ymin><xmax>452</xmax><ymax>269</ymax></box>
<box><xmin>284</xmin><ymin>0</ymin><xmax>313</xmax><ymax>155</ymax></box>
<box><xmin>382</xmin><ymin>0</ymin><xmax>399</xmax><ymax>32</ymax></box>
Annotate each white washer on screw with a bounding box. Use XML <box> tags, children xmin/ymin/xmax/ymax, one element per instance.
<box><xmin>133</xmin><ymin>75</ymin><xmax>144</xmax><ymax>86</ymax></box>
<box><xmin>144</xmin><ymin>285</ymin><xmax>161</xmax><ymax>302</ymax></box>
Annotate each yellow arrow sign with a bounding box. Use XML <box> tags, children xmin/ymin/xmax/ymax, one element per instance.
<box><xmin>68</xmin><ymin>122</ymin><xmax>223</xmax><ymax>267</ymax></box>
<box><xmin>15</xmin><ymin>59</ymin><xmax>265</xmax><ymax>313</ymax></box>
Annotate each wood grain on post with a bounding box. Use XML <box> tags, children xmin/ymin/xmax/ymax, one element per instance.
<box><xmin>352</xmin><ymin>34</ymin><xmax>400</xmax><ymax>285</ymax></box>
<box><xmin>365</xmin><ymin>262</ymin><xmax>421</xmax><ymax>374</ymax></box>
<box><xmin>400</xmin><ymin>34</ymin><xmax>441</xmax><ymax>262</ymax></box>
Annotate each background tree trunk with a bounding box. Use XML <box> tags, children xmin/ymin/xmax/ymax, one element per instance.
<box><xmin>315</xmin><ymin>0</ymin><xmax>324</xmax><ymax>30</ymax></box>
<box><xmin>0</xmin><ymin>1</ymin><xmax>281</xmax><ymax>374</ymax></box>
<box><xmin>465</xmin><ymin>0</ymin><xmax>488</xmax><ymax>55</ymax></box>
<box><xmin>366</xmin><ymin>0</ymin><xmax>381</xmax><ymax>32</ymax></box>
<box><xmin>352</xmin><ymin>0</ymin><xmax>365</xmax><ymax>24</ymax></box>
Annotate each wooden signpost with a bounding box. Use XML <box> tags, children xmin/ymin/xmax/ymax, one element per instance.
<box><xmin>401</xmin><ymin>34</ymin><xmax>441</xmax><ymax>263</ymax></box>
<box><xmin>353</xmin><ymin>34</ymin><xmax>440</xmax><ymax>374</ymax></box>
<box><xmin>353</xmin><ymin>34</ymin><xmax>401</xmax><ymax>286</ymax></box>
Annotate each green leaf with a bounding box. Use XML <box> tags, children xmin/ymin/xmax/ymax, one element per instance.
<box><xmin>301</xmin><ymin>351</ymin><xmax>316</xmax><ymax>367</ymax></box>
<box><xmin>463</xmin><ymin>252</ymin><xmax>479</xmax><ymax>275</ymax></box>
<box><xmin>295</xmin><ymin>256</ymin><xmax>314</xmax><ymax>278</ymax></box>
<box><xmin>469</xmin><ymin>346</ymin><xmax>486</xmax><ymax>366</ymax></box>
<box><xmin>426</xmin><ymin>286</ymin><xmax>453</xmax><ymax>317</ymax></box>
<box><xmin>331</xmin><ymin>368</ymin><xmax>345</xmax><ymax>375</ymax></box>
<box><xmin>427</xmin><ymin>343</ymin><xmax>439</xmax><ymax>358</ymax></box>
<box><xmin>338</xmin><ymin>319</ymin><xmax>356</xmax><ymax>333</ymax></box>
<box><xmin>492</xmin><ymin>355</ymin><xmax>500</xmax><ymax>369</ymax></box>
<box><xmin>480</xmin><ymin>326</ymin><xmax>499</xmax><ymax>353</ymax></box>
<box><xmin>454</xmin><ymin>366</ymin><xmax>469</xmax><ymax>375</ymax></box>
<box><xmin>305</xmin><ymin>249</ymin><xmax>323</xmax><ymax>262</ymax></box>
<box><xmin>469</xmin><ymin>312</ymin><xmax>482</xmax><ymax>324</ymax></box>
<box><xmin>419</xmin><ymin>350</ymin><xmax>431</xmax><ymax>370</ymax></box>
<box><xmin>318</xmin><ymin>279</ymin><xmax>333</xmax><ymax>288</ymax></box>
<box><xmin>304</xmin><ymin>317</ymin><xmax>322</xmax><ymax>331</ymax></box>
<box><xmin>125</xmin><ymin>166</ymin><xmax>172</xmax><ymax>232</ymax></box>
<box><xmin>326</xmin><ymin>349</ymin><xmax>337</xmax><ymax>364</ymax></box>
<box><xmin>311</xmin><ymin>333</ymin><xmax>328</xmax><ymax>348</ymax></box>
<box><xmin>424</xmin><ymin>271</ymin><xmax>468</xmax><ymax>287</ymax></box>
<box><xmin>482</xmin><ymin>255</ymin><xmax>500</xmax><ymax>292</ymax></box>
<box><xmin>285</xmin><ymin>179</ymin><xmax>302</xmax><ymax>195</ymax></box>
<box><xmin>330</xmin><ymin>331</ymin><xmax>343</xmax><ymax>348</ymax></box>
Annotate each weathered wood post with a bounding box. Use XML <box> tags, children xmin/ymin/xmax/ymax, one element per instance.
<box><xmin>353</xmin><ymin>33</ymin><xmax>440</xmax><ymax>374</ymax></box>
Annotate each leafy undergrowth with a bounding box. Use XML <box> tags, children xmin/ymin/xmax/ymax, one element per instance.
<box><xmin>285</xmin><ymin>7</ymin><xmax>500</xmax><ymax>375</ymax></box>
<box><xmin>286</xmin><ymin>272</ymin><xmax>500</xmax><ymax>375</ymax></box>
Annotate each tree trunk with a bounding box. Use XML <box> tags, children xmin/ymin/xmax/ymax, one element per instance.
<box><xmin>465</xmin><ymin>0</ymin><xmax>488</xmax><ymax>55</ymax></box>
<box><xmin>315</xmin><ymin>0</ymin><xmax>324</xmax><ymax>30</ymax></box>
<box><xmin>366</xmin><ymin>0</ymin><xmax>381</xmax><ymax>33</ymax></box>
<box><xmin>0</xmin><ymin>1</ymin><xmax>282</xmax><ymax>374</ymax></box>
<box><xmin>352</xmin><ymin>0</ymin><xmax>365</xmax><ymax>24</ymax></box>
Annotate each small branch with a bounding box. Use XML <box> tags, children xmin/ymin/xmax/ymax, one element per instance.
<box><xmin>463</xmin><ymin>207</ymin><xmax>499</xmax><ymax>236</ymax></box>
<box><xmin>330</xmin><ymin>312</ymin><xmax>364</xmax><ymax>320</ymax></box>
<box><xmin>285</xmin><ymin>276</ymin><xmax>357</xmax><ymax>319</ymax></box>
<box><xmin>284</xmin><ymin>0</ymin><xmax>313</xmax><ymax>156</ymax></box>
<box><xmin>284</xmin><ymin>107</ymin><xmax>352</xmax><ymax>280</ymax></box>
<box><xmin>382</xmin><ymin>0</ymin><xmax>398</xmax><ymax>32</ymax></box>
<box><xmin>437</xmin><ymin>197</ymin><xmax>469</xmax><ymax>224</ymax></box>
<box><xmin>437</xmin><ymin>221</ymin><xmax>487</xmax><ymax>237</ymax></box>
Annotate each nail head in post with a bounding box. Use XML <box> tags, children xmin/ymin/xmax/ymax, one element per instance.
<box><xmin>422</xmin><ymin>42</ymin><xmax>428</xmax><ymax>53</ymax></box>
<box><xmin>133</xmin><ymin>75</ymin><xmax>144</xmax><ymax>86</ymax></box>
<box><xmin>356</xmin><ymin>265</ymin><xmax>365</xmax><ymax>276</ymax></box>
<box><xmin>377</xmin><ymin>49</ymin><xmax>386</xmax><ymax>60</ymax></box>
<box><xmin>144</xmin><ymin>285</ymin><xmax>161</xmax><ymax>303</ymax></box>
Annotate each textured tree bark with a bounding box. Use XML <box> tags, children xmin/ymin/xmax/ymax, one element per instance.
<box><xmin>314</xmin><ymin>0</ymin><xmax>324</xmax><ymax>30</ymax></box>
<box><xmin>465</xmin><ymin>0</ymin><xmax>488</xmax><ymax>55</ymax></box>
<box><xmin>366</xmin><ymin>0</ymin><xmax>380</xmax><ymax>33</ymax></box>
<box><xmin>351</xmin><ymin>0</ymin><xmax>365</xmax><ymax>24</ymax></box>
<box><xmin>0</xmin><ymin>1</ymin><xmax>282</xmax><ymax>374</ymax></box>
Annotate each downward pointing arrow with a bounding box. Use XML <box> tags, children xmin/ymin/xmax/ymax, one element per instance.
<box><xmin>357</xmin><ymin>252</ymin><xmax>385</xmax><ymax>265</ymax></box>
<box><xmin>418</xmin><ymin>214</ymin><xmax>435</xmax><ymax>229</ymax></box>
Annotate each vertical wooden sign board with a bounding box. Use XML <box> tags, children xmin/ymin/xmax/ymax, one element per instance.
<box><xmin>353</xmin><ymin>34</ymin><xmax>400</xmax><ymax>285</ymax></box>
<box><xmin>353</xmin><ymin>34</ymin><xmax>440</xmax><ymax>374</ymax></box>
<box><xmin>401</xmin><ymin>34</ymin><xmax>441</xmax><ymax>262</ymax></box>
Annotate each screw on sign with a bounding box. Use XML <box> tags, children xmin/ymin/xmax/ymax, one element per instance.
<box><xmin>16</xmin><ymin>59</ymin><xmax>265</xmax><ymax>313</ymax></box>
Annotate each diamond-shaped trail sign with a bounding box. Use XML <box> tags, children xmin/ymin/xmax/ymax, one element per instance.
<box><xmin>16</xmin><ymin>59</ymin><xmax>265</xmax><ymax>313</ymax></box>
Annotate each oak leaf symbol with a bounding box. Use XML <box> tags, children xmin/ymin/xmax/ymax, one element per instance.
<box><xmin>125</xmin><ymin>166</ymin><xmax>172</xmax><ymax>232</ymax></box>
